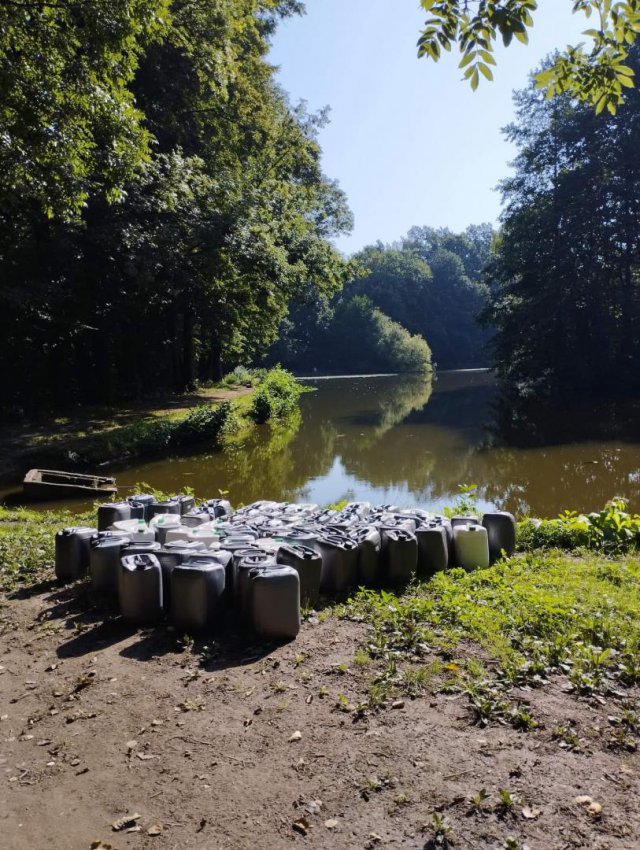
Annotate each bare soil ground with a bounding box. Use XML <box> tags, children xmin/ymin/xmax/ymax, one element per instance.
<box><xmin>1</xmin><ymin>582</ymin><xmax>638</xmax><ymax>850</ymax></box>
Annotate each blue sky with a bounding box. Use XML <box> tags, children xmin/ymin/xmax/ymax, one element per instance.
<box><xmin>269</xmin><ymin>1</ymin><xmax>587</xmax><ymax>254</ymax></box>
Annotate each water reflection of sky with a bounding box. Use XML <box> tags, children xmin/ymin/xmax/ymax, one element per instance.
<box><xmin>301</xmin><ymin>454</ymin><xmax>497</xmax><ymax>514</ymax></box>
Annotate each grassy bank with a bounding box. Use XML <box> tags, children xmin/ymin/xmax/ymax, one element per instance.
<box><xmin>2</xmin><ymin>502</ymin><xmax>639</xmax><ymax>719</ymax></box>
<box><xmin>0</xmin><ymin>367</ymin><xmax>303</xmax><ymax>482</ymax></box>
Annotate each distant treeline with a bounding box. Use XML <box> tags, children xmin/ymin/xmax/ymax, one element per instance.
<box><xmin>268</xmin><ymin>224</ymin><xmax>493</xmax><ymax>373</ymax></box>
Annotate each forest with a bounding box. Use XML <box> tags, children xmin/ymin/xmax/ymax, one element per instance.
<box><xmin>2</xmin><ymin>1</ymin><xmax>640</xmax><ymax>418</ymax></box>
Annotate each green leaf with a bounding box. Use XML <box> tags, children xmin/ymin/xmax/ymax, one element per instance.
<box><xmin>479</xmin><ymin>62</ymin><xmax>494</xmax><ymax>81</ymax></box>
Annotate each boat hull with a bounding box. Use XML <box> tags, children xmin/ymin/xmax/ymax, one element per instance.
<box><xmin>22</xmin><ymin>469</ymin><xmax>117</xmax><ymax>501</ymax></box>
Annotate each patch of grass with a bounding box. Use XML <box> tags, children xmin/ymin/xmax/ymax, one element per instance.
<box><xmin>0</xmin><ymin>505</ymin><xmax>93</xmax><ymax>590</ymax></box>
<box><xmin>340</xmin><ymin>549</ymin><xmax>640</xmax><ymax>723</ymax></box>
<box><xmin>353</xmin><ymin>649</ymin><xmax>371</xmax><ymax>668</ymax></box>
<box><xmin>6</xmin><ymin>367</ymin><xmax>303</xmax><ymax>474</ymax></box>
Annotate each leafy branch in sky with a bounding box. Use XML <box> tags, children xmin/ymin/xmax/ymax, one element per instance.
<box><xmin>417</xmin><ymin>1</ymin><xmax>640</xmax><ymax>113</ymax></box>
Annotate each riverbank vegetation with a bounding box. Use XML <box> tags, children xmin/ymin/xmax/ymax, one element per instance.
<box><xmin>0</xmin><ymin>367</ymin><xmax>301</xmax><ymax>480</ymax></box>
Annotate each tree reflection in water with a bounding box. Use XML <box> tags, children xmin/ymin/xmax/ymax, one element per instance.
<box><xmin>114</xmin><ymin>372</ymin><xmax>640</xmax><ymax>518</ymax></box>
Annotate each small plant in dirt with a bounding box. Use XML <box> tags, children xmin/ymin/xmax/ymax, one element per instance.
<box><xmin>335</xmin><ymin>693</ymin><xmax>354</xmax><ymax>713</ymax></box>
<box><xmin>569</xmin><ymin>646</ymin><xmax>613</xmax><ymax>694</ymax></box>
<box><xmin>401</xmin><ymin>664</ymin><xmax>432</xmax><ymax>697</ymax></box>
<box><xmin>426</xmin><ymin>812</ymin><xmax>452</xmax><ymax>847</ymax></box>
<box><xmin>469</xmin><ymin>788</ymin><xmax>491</xmax><ymax>814</ymax></box>
<box><xmin>503</xmin><ymin>839</ymin><xmax>527</xmax><ymax>850</ymax></box>
<box><xmin>367</xmin><ymin>681</ymin><xmax>389</xmax><ymax>710</ymax></box>
<box><xmin>553</xmin><ymin>724</ymin><xmax>583</xmax><ymax>752</ymax></box>
<box><xmin>354</xmin><ymin>649</ymin><xmax>371</xmax><ymax>668</ymax></box>
<box><xmin>495</xmin><ymin>788</ymin><xmax>519</xmax><ymax>818</ymax></box>
<box><xmin>178</xmin><ymin>633</ymin><xmax>194</xmax><ymax>651</ymax></box>
<box><xmin>464</xmin><ymin>682</ymin><xmax>510</xmax><ymax>727</ymax></box>
<box><xmin>509</xmin><ymin>704</ymin><xmax>538</xmax><ymax>731</ymax></box>
<box><xmin>621</xmin><ymin>707</ymin><xmax>640</xmax><ymax>733</ymax></box>
<box><xmin>178</xmin><ymin>697</ymin><xmax>205</xmax><ymax>712</ymax></box>
<box><xmin>607</xmin><ymin>726</ymin><xmax>638</xmax><ymax>751</ymax></box>
<box><xmin>359</xmin><ymin>772</ymin><xmax>398</xmax><ymax>800</ymax></box>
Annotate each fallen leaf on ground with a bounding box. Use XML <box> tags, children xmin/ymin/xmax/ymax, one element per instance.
<box><xmin>289</xmin><ymin>730</ymin><xmax>302</xmax><ymax>742</ymax></box>
<box><xmin>111</xmin><ymin>813</ymin><xmax>141</xmax><ymax>832</ymax></box>
<box><xmin>292</xmin><ymin>816</ymin><xmax>310</xmax><ymax>836</ymax></box>
<box><xmin>522</xmin><ymin>806</ymin><xmax>541</xmax><ymax>819</ymax></box>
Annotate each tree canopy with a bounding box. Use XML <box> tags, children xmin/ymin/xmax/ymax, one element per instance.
<box><xmin>0</xmin><ymin>0</ymin><xmax>352</xmax><ymax>416</ymax></box>
<box><xmin>484</xmin><ymin>45</ymin><xmax>640</xmax><ymax>411</ymax></box>
<box><xmin>268</xmin><ymin>225</ymin><xmax>493</xmax><ymax>373</ymax></box>
<box><xmin>418</xmin><ymin>1</ymin><xmax>640</xmax><ymax>114</ymax></box>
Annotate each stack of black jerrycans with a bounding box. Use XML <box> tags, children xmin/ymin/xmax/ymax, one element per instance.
<box><xmin>55</xmin><ymin>496</ymin><xmax>516</xmax><ymax>642</ymax></box>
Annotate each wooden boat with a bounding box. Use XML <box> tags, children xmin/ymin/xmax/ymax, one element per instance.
<box><xmin>23</xmin><ymin>469</ymin><xmax>117</xmax><ymax>500</ymax></box>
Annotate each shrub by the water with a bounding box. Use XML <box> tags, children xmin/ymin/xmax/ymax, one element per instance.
<box><xmin>218</xmin><ymin>366</ymin><xmax>264</xmax><ymax>389</ymax></box>
<box><xmin>172</xmin><ymin>402</ymin><xmax>237</xmax><ymax>445</ymax></box>
<box><xmin>250</xmin><ymin>367</ymin><xmax>302</xmax><ymax>424</ymax></box>
<box><xmin>518</xmin><ymin>499</ymin><xmax>640</xmax><ymax>554</ymax></box>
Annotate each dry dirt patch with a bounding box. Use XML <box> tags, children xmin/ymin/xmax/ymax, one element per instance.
<box><xmin>0</xmin><ymin>583</ymin><xmax>638</xmax><ymax>850</ymax></box>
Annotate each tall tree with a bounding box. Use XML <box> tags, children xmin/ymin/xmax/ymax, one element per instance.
<box><xmin>0</xmin><ymin>0</ymin><xmax>353</xmax><ymax>415</ymax></box>
<box><xmin>0</xmin><ymin>0</ymin><xmax>171</xmax><ymax>219</ymax></box>
<box><xmin>484</xmin><ymin>46</ymin><xmax>640</xmax><ymax>401</ymax></box>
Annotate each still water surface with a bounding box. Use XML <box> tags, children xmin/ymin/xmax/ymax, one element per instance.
<box><xmin>7</xmin><ymin>371</ymin><xmax>640</xmax><ymax>516</ymax></box>
<box><xmin>37</xmin><ymin>369</ymin><xmax>640</xmax><ymax>517</ymax></box>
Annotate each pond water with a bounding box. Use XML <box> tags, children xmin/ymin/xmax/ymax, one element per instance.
<box><xmin>9</xmin><ymin>370</ymin><xmax>640</xmax><ymax>517</ymax></box>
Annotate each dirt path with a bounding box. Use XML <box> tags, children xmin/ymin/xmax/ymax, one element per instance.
<box><xmin>1</xmin><ymin>583</ymin><xmax>638</xmax><ymax>850</ymax></box>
